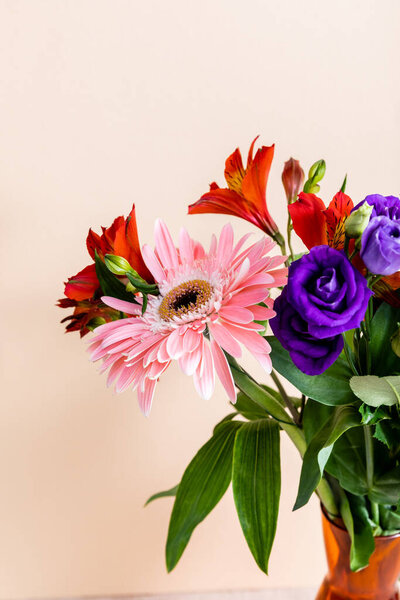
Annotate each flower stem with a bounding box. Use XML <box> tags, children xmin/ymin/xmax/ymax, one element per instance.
<box><xmin>364</xmin><ymin>425</ymin><xmax>380</xmax><ymax>527</ymax></box>
<box><xmin>271</xmin><ymin>370</ymin><xmax>301</xmax><ymax>425</ymax></box>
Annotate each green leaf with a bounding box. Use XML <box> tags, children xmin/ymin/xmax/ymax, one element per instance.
<box><xmin>340</xmin><ymin>174</ymin><xmax>347</xmax><ymax>193</ymax></box>
<box><xmin>232</xmin><ymin>420</ymin><xmax>281</xmax><ymax>574</ymax></box>
<box><xmin>233</xmin><ymin>389</ymin><xmax>274</xmax><ymax>421</ymax></box>
<box><xmin>350</xmin><ymin>375</ymin><xmax>400</xmax><ymax>407</ymax></box>
<box><xmin>370</xmin><ymin>303</ymin><xmax>400</xmax><ymax>375</ymax></box>
<box><xmin>94</xmin><ymin>250</ymin><xmax>136</xmax><ymax>302</ymax></box>
<box><xmin>326</xmin><ymin>429</ymin><xmax>400</xmax><ymax>504</ymax></box>
<box><xmin>379</xmin><ymin>505</ymin><xmax>400</xmax><ymax>533</ymax></box>
<box><xmin>294</xmin><ymin>406</ymin><xmax>361</xmax><ymax>510</ymax></box>
<box><xmin>340</xmin><ymin>492</ymin><xmax>375</xmax><ymax>572</ymax></box>
<box><xmin>268</xmin><ymin>336</ymin><xmax>356</xmax><ymax>406</ymax></box>
<box><xmin>166</xmin><ymin>421</ymin><xmax>241</xmax><ymax>572</ymax></box>
<box><xmin>145</xmin><ymin>485</ymin><xmax>179</xmax><ymax>506</ymax></box>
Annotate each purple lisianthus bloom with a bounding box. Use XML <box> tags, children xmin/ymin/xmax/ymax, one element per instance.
<box><xmin>360</xmin><ymin>215</ymin><xmax>400</xmax><ymax>276</ymax></box>
<box><xmin>354</xmin><ymin>194</ymin><xmax>400</xmax><ymax>221</ymax></box>
<box><xmin>270</xmin><ymin>288</ymin><xmax>343</xmax><ymax>375</ymax></box>
<box><xmin>286</xmin><ymin>246</ymin><xmax>372</xmax><ymax>338</ymax></box>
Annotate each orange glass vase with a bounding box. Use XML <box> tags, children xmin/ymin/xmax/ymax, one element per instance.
<box><xmin>316</xmin><ymin>508</ymin><xmax>400</xmax><ymax>600</ymax></box>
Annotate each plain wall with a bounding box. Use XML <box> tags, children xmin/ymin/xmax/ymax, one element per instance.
<box><xmin>0</xmin><ymin>0</ymin><xmax>399</xmax><ymax>598</ymax></box>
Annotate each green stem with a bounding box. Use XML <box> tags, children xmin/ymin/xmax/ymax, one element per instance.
<box><xmin>286</xmin><ymin>214</ymin><xmax>295</xmax><ymax>262</ymax></box>
<box><xmin>364</xmin><ymin>425</ymin><xmax>379</xmax><ymax>526</ymax></box>
<box><xmin>271</xmin><ymin>370</ymin><xmax>300</xmax><ymax>425</ymax></box>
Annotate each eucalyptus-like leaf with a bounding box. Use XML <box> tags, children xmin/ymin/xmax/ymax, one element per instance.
<box><xmin>370</xmin><ymin>303</ymin><xmax>400</xmax><ymax>375</ymax></box>
<box><xmin>350</xmin><ymin>375</ymin><xmax>400</xmax><ymax>407</ymax></box>
<box><xmin>232</xmin><ymin>420</ymin><xmax>281</xmax><ymax>574</ymax></box>
<box><xmin>268</xmin><ymin>336</ymin><xmax>355</xmax><ymax>406</ymax></box>
<box><xmin>294</xmin><ymin>406</ymin><xmax>361</xmax><ymax>510</ymax></box>
<box><xmin>166</xmin><ymin>421</ymin><xmax>241</xmax><ymax>572</ymax></box>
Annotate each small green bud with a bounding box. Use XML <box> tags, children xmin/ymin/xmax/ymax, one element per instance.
<box><xmin>126</xmin><ymin>281</ymin><xmax>136</xmax><ymax>293</ymax></box>
<box><xmin>104</xmin><ymin>254</ymin><xmax>135</xmax><ymax>276</ymax></box>
<box><xmin>345</xmin><ymin>202</ymin><xmax>373</xmax><ymax>239</ymax></box>
<box><xmin>391</xmin><ymin>325</ymin><xmax>400</xmax><ymax>358</ymax></box>
<box><xmin>303</xmin><ymin>159</ymin><xmax>326</xmax><ymax>193</ymax></box>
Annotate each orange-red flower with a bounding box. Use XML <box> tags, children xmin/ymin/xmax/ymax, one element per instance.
<box><xmin>188</xmin><ymin>137</ymin><xmax>280</xmax><ymax>239</ymax></box>
<box><xmin>59</xmin><ymin>204</ymin><xmax>151</xmax><ymax>335</ymax></box>
<box><xmin>57</xmin><ymin>297</ymin><xmax>120</xmax><ymax>337</ymax></box>
<box><xmin>289</xmin><ymin>191</ymin><xmax>354</xmax><ymax>250</ymax></box>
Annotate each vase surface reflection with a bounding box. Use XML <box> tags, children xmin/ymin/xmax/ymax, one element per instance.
<box><xmin>316</xmin><ymin>508</ymin><xmax>400</xmax><ymax>600</ymax></box>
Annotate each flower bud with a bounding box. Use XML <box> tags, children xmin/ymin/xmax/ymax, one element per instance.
<box><xmin>104</xmin><ymin>254</ymin><xmax>136</xmax><ymax>276</ymax></box>
<box><xmin>282</xmin><ymin>158</ymin><xmax>305</xmax><ymax>204</ymax></box>
<box><xmin>303</xmin><ymin>159</ymin><xmax>326</xmax><ymax>194</ymax></box>
<box><xmin>391</xmin><ymin>325</ymin><xmax>400</xmax><ymax>358</ymax></box>
<box><xmin>345</xmin><ymin>202</ymin><xmax>373</xmax><ymax>238</ymax></box>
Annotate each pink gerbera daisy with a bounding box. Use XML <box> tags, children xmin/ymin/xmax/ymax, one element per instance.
<box><xmin>89</xmin><ymin>221</ymin><xmax>287</xmax><ymax>415</ymax></box>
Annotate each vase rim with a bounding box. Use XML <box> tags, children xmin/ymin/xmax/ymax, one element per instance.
<box><xmin>321</xmin><ymin>503</ymin><xmax>400</xmax><ymax>540</ymax></box>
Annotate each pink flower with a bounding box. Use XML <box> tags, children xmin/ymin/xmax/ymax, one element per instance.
<box><xmin>89</xmin><ymin>221</ymin><xmax>287</xmax><ymax>415</ymax></box>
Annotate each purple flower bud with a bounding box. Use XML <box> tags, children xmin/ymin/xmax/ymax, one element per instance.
<box><xmin>360</xmin><ymin>216</ymin><xmax>400</xmax><ymax>276</ymax></box>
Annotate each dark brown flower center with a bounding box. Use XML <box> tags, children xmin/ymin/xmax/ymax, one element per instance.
<box><xmin>159</xmin><ymin>279</ymin><xmax>213</xmax><ymax>320</ymax></box>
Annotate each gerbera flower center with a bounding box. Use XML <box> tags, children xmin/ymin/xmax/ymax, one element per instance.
<box><xmin>159</xmin><ymin>279</ymin><xmax>213</xmax><ymax>320</ymax></box>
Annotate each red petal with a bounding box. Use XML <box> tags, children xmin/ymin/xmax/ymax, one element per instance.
<box><xmin>323</xmin><ymin>192</ymin><xmax>354</xmax><ymax>249</ymax></box>
<box><xmin>224</xmin><ymin>148</ymin><xmax>245</xmax><ymax>194</ymax></box>
<box><xmin>86</xmin><ymin>228</ymin><xmax>103</xmax><ymax>260</ymax></box>
<box><xmin>64</xmin><ymin>263</ymin><xmax>99</xmax><ymax>301</ymax></box>
<box><xmin>289</xmin><ymin>192</ymin><xmax>328</xmax><ymax>249</ymax></box>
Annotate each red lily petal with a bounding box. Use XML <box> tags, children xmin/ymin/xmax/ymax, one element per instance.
<box><xmin>289</xmin><ymin>192</ymin><xmax>328</xmax><ymax>249</ymax></box>
<box><xmin>323</xmin><ymin>192</ymin><xmax>354</xmax><ymax>250</ymax></box>
<box><xmin>86</xmin><ymin>229</ymin><xmax>104</xmax><ymax>260</ymax></box>
<box><xmin>189</xmin><ymin>187</ymin><xmax>261</xmax><ymax>229</ymax></box>
<box><xmin>64</xmin><ymin>263</ymin><xmax>99</xmax><ymax>301</ymax></box>
<box><xmin>114</xmin><ymin>205</ymin><xmax>154</xmax><ymax>282</ymax></box>
<box><xmin>224</xmin><ymin>148</ymin><xmax>245</xmax><ymax>194</ymax></box>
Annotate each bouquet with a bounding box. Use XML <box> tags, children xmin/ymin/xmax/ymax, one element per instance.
<box><xmin>58</xmin><ymin>139</ymin><xmax>400</xmax><ymax>594</ymax></box>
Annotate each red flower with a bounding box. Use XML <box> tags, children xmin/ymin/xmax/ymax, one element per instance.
<box><xmin>289</xmin><ymin>191</ymin><xmax>354</xmax><ymax>250</ymax></box>
<box><xmin>59</xmin><ymin>204</ymin><xmax>151</xmax><ymax>335</ymax></box>
<box><xmin>57</xmin><ymin>298</ymin><xmax>119</xmax><ymax>338</ymax></box>
<box><xmin>188</xmin><ymin>137</ymin><xmax>280</xmax><ymax>239</ymax></box>
<box><xmin>282</xmin><ymin>158</ymin><xmax>305</xmax><ymax>204</ymax></box>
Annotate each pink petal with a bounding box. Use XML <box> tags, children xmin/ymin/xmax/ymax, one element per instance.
<box><xmin>226</xmin><ymin>324</ymin><xmax>271</xmax><ymax>354</ymax></box>
<box><xmin>210</xmin><ymin>339</ymin><xmax>236</xmax><ymax>402</ymax></box>
<box><xmin>166</xmin><ymin>327</ymin><xmax>185</xmax><ymax>359</ymax></box>
<box><xmin>137</xmin><ymin>379</ymin><xmax>157</xmax><ymax>416</ymax></box>
<box><xmin>217</xmin><ymin>223</ymin><xmax>234</xmax><ymax>267</ymax></box>
<box><xmin>218</xmin><ymin>306</ymin><xmax>254</xmax><ymax>324</ymax></box>
<box><xmin>179</xmin><ymin>228</ymin><xmax>195</xmax><ymax>265</ymax></box>
<box><xmin>142</xmin><ymin>243</ymin><xmax>166</xmax><ymax>282</ymax></box>
<box><xmin>254</xmin><ymin>352</ymin><xmax>272</xmax><ymax>373</ymax></box>
<box><xmin>101</xmin><ymin>296</ymin><xmax>141</xmax><ymax>315</ymax></box>
<box><xmin>250</xmin><ymin>305</ymin><xmax>275</xmax><ymax>321</ymax></box>
<box><xmin>193</xmin><ymin>342</ymin><xmax>215</xmax><ymax>400</ymax></box>
<box><xmin>179</xmin><ymin>349</ymin><xmax>202</xmax><ymax>375</ymax></box>
<box><xmin>228</xmin><ymin>286</ymin><xmax>269</xmax><ymax>307</ymax></box>
<box><xmin>208</xmin><ymin>321</ymin><xmax>242</xmax><ymax>358</ymax></box>
<box><xmin>154</xmin><ymin>219</ymin><xmax>180</xmax><ymax>270</ymax></box>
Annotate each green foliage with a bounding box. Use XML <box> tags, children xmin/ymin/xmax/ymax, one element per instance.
<box><xmin>370</xmin><ymin>303</ymin><xmax>400</xmax><ymax>375</ymax></box>
<box><xmin>268</xmin><ymin>337</ymin><xmax>356</xmax><ymax>406</ymax></box>
<box><xmin>232</xmin><ymin>420</ymin><xmax>281</xmax><ymax>574</ymax></box>
<box><xmin>303</xmin><ymin>159</ymin><xmax>326</xmax><ymax>194</ymax></box>
<box><xmin>233</xmin><ymin>389</ymin><xmax>278</xmax><ymax>421</ymax></box>
<box><xmin>340</xmin><ymin>493</ymin><xmax>375</xmax><ymax>571</ymax></box>
<box><xmin>145</xmin><ymin>485</ymin><xmax>179</xmax><ymax>506</ymax></box>
<box><xmin>166</xmin><ymin>421</ymin><xmax>241</xmax><ymax>572</ymax></box>
<box><xmin>294</xmin><ymin>406</ymin><xmax>361</xmax><ymax>510</ymax></box>
<box><xmin>350</xmin><ymin>375</ymin><xmax>400</xmax><ymax>407</ymax></box>
<box><xmin>94</xmin><ymin>250</ymin><xmax>136</xmax><ymax>302</ymax></box>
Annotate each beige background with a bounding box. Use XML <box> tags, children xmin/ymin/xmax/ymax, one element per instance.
<box><xmin>0</xmin><ymin>0</ymin><xmax>399</xmax><ymax>598</ymax></box>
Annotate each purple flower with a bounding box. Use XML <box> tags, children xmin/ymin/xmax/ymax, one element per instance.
<box><xmin>360</xmin><ymin>215</ymin><xmax>400</xmax><ymax>276</ymax></box>
<box><xmin>354</xmin><ymin>194</ymin><xmax>400</xmax><ymax>221</ymax></box>
<box><xmin>270</xmin><ymin>288</ymin><xmax>343</xmax><ymax>375</ymax></box>
<box><xmin>286</xmin><ymin>246</ymin><xmax>372</xmax><ymax>338</ymax></box>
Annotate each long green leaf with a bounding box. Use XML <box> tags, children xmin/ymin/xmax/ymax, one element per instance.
<box><xmin>232</xmin><ymin>420</ymin><xmax>281</xmax><ymax>574</ymax></box>
<box><xmin>145</xmin><ymin>485</ymin><xmax>179</xmax><ymax>506</ymax></box>
<box><xmin>340</xmin><ymin>492</ymin><xmax>375</xmax><ymax>572</ymax></box>
<box><xmin>166</xmin><ymin>421</ymin><xmax>241</xmax><ymax>572</ymax></box>
<box><xmin>370</xmin><ymin>303</ymin><xmax>400</xmax><ymax>375</ymax></box>
<box><xmin>268</xmin><ymin>336</ymin><xmax>355</xmax><ymax>406</ymax></box>
<box><xmin>95</xmin><ymin>250</ymin><xmax>136</xmax><ymax>302</ymax></box>
<box><xmin>294</xmin><ymin>406</ymin><xmax>361</xmax><ymax>510</ymax></box>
